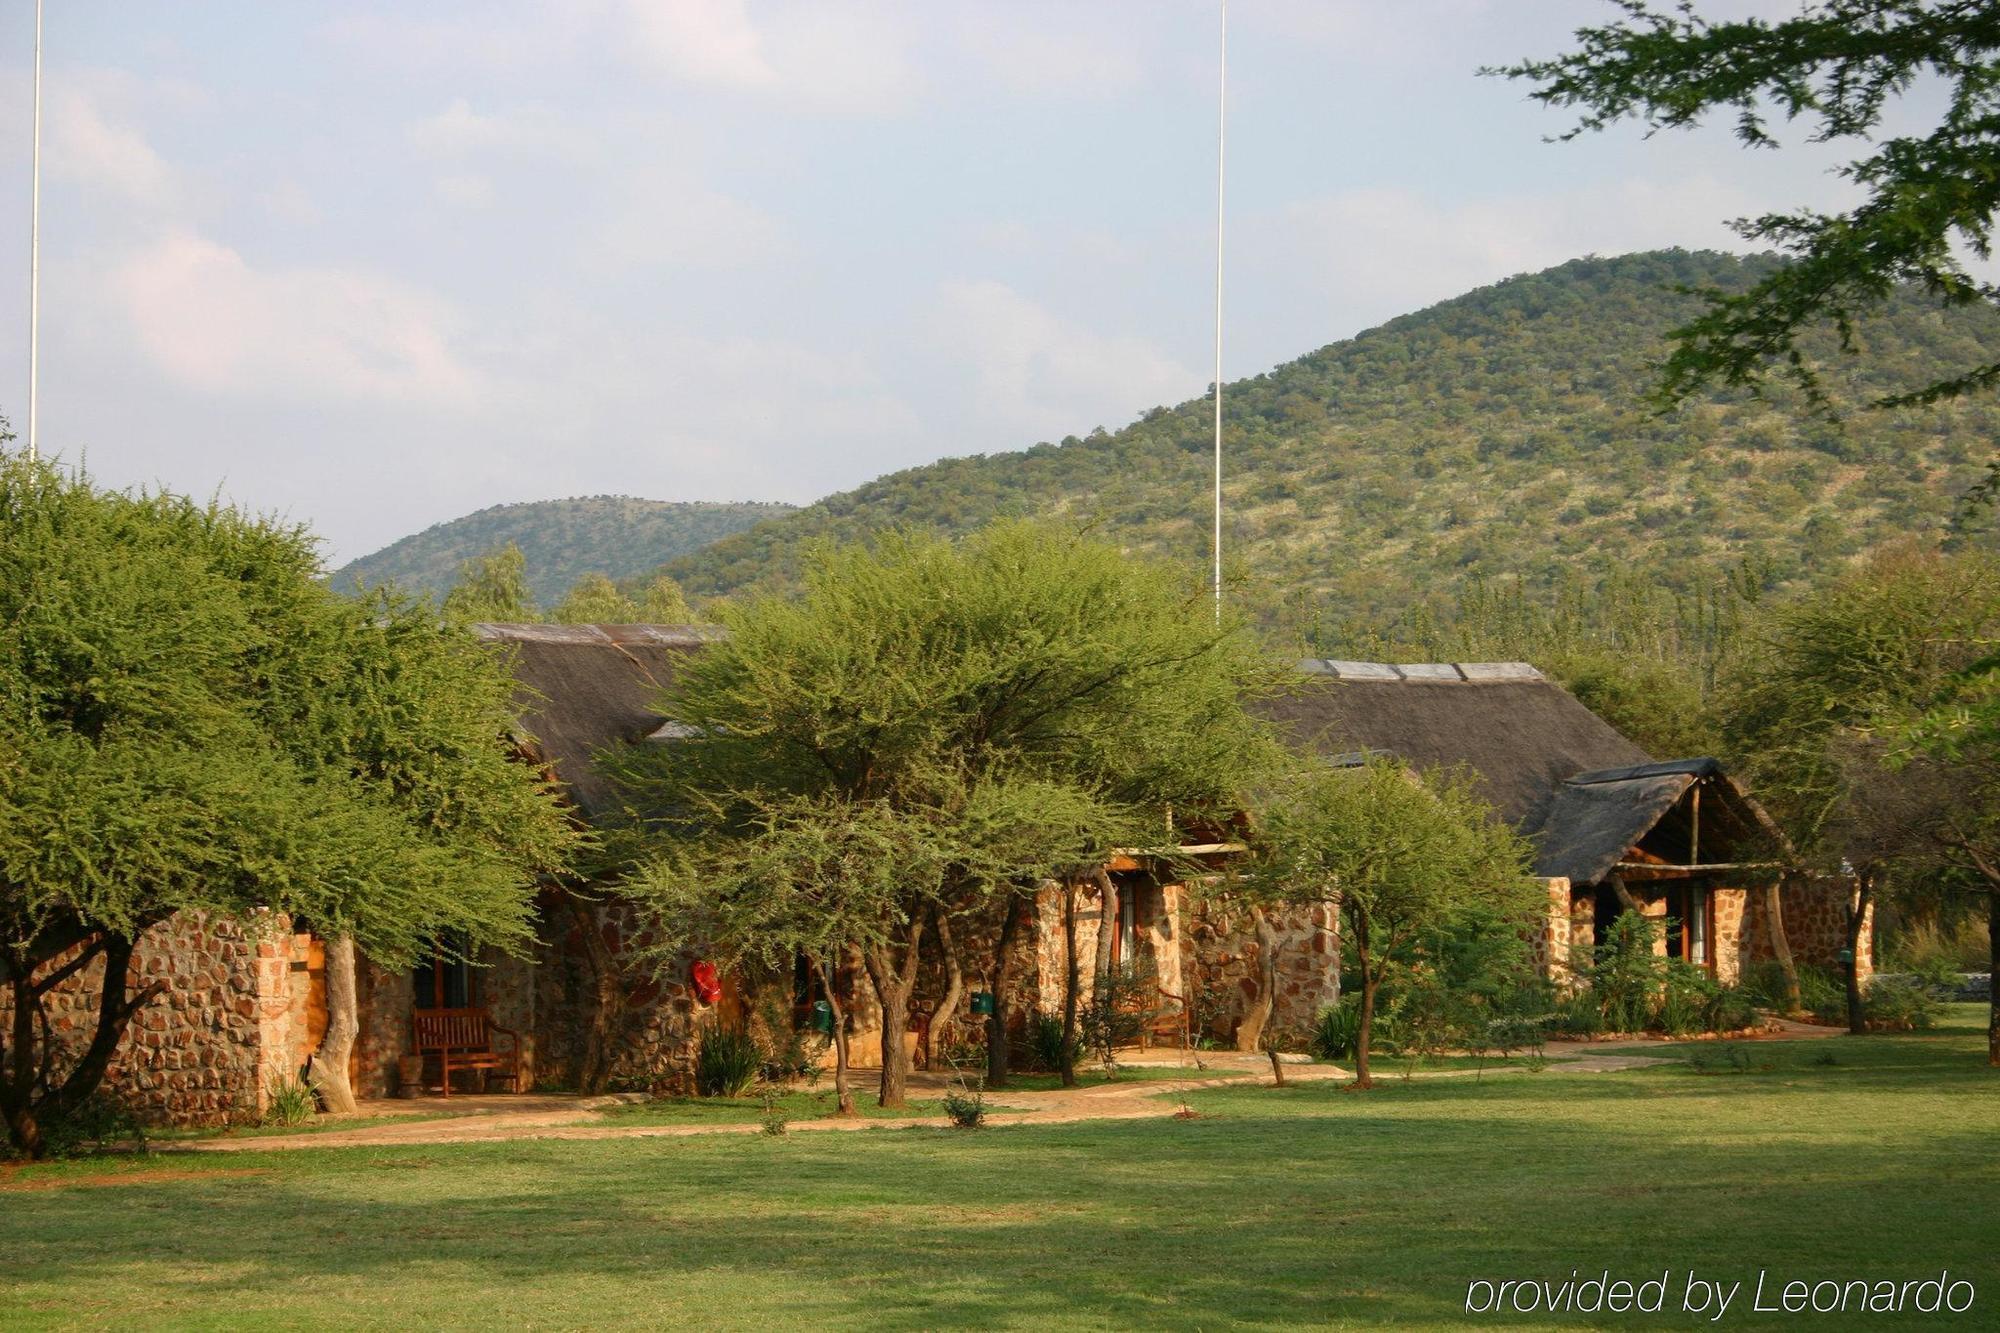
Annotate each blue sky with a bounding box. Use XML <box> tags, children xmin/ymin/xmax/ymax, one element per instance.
<box><xmin>0</xmin><ymin>2</ymin><xmax>1905</xmax><ymax>564</ymax></box>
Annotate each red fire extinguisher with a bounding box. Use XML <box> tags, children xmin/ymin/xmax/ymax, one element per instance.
<box><xmin>690</xmin><ymin>959</ymin><xmax>722</xmax><ymax>1005</ymax></box>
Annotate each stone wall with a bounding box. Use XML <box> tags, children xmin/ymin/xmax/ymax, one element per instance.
<box><xmin>0</xmin><ymin>911</ymin><xmax>305</xmax><ymax>1127</ymax></box>
<box><xmin>1742</xmin><ymin>877</ymin><xmax>1875</xmax><ymax>982</ymax></box>
<box><xmin>533</xmin><ymin>897</ymin><xmax>703</xmax><ymax>1093</ymax></box>
<box><xmin>1181</xmin><ymin>897</ymin><xmax>1339</xmax><ymax>1044</ymax></box>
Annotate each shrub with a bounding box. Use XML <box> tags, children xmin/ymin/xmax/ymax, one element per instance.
<box><xmin>1487</xmin><ymin>1013</ymin><xmax>1548</xmax><ymax>1059</ymax></box>
<box><xmin>695</xmin><ymin>1027</ymin><xmax>761</xmax><ymax>1098</ymax></box>
<box><xmin>37</xmin><ymin>1090</ymin><xmax>148</xmax><ymax>1159</ymax></box>
<box><xmin>942</xmin><ymin>1083</ymin><xmax>986</xmax><ymax>1128</ymax></box>
<box><xmin>1888</xmin><ymin>915</ymin><xmax>1989</xmax><ymax>974</ymax></box>
<box><xmin>1657</xmin><ymin>961</ymin><xmax>1720</xmax><ymax>1037</ymax></box>
<box><xmin>1905</xmin><ymin>955</ymin><xmax>1964</xmax><ymax>998</ymax></box>
<box><xmin>1865</xmin><ymin>977</ymin><xmax>1942</xmax><ymax>1030</ymax></box>
<box><xmin>1706</xmin><ymin>985</ymin><xmax>1761</xmax><ymax>1034</ymax></box>
<box><xmin>757</xmin><ymin>1089</ymin><xmax>789</xmax><ymax>1136</ymax></box>
<box><xmin>1794</xmin><ymin>965</ymin><xmax>1848</xmax><ymax>1025</ymax></box>
<box><xmin>263</xmin><ymin>1079</ymin><xmax>318</xmax><ymax>1127</ymax></box>
<box><xmin>1590</xmin><ymin>912</ymin><xmax>1666</xmax><ymax>1033</ymax></box>
<box><xmin>1017</xmin><ymin>1011</ymin><xmax>1069</xmax><ymax>1074</ymax></box>
<box><xmin>1548</xmin><ymin>990</ymin><xmax>1605</xmax><ymax>1038</ymax></box>
<box><xmin>1310</xmin><ymin>999</ymin><xmax>1360</xmax><ymax>1061</ymax></box>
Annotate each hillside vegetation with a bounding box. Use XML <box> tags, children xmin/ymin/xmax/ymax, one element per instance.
<box><xmin>658</xmin><ymin>251</ymin><xmax>2000</xmax><ymax>648</ymax></box>
<box><xmin>332</xmin><ymin>496</ymin><xmax>794</xmax><ymax>605</ymax></box>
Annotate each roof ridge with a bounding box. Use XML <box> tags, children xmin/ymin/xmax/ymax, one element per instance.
<box><xmin>1297</xmin><ymin>659</ymin><xmax>1544</xmax><ymax>683</ymax></box>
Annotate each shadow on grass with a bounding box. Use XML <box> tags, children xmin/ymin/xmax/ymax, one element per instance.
<box><xmin>4</xmin><ymin>1032</ymin><xmax>1996</xmax><ymax>1329</ymax></box>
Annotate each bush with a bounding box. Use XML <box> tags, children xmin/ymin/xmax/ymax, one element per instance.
<box><xmin>1487</xmin><ymin>1013</ymin><xmax>1548</xmax><ymax>1059</ymax></box>
<box><xmin>942</xmin><ymin>1083</ymin><xmax>986</xmax><ymax>1128</ymax></box>
<box><xmin>1865</xmin><ymin>977</ymin><xmax>1942</xmax><ymax>1030</ymax></box>
<box><xmin>1795</xmin><ymin>965</ymin><xmax>1848</xmax><ymax>1025</ymax></box>
<box><xmin>1657</xmin><ymin>962</ymin><xmax>1720</xmax><ymax>1036</ymax></box>
<box><xmin>1590</xmin><ymin>912</ymin><xmax>1666</xmax><ymax>1033</ymax></box>
<box><xmin>1310</xmin><ymin>999</ymin><xmax>1360</xmax><ymax>1061</ymax></box>
<box><xmin>36</xmin><ymin>1090</ymin><xmax>147</xmax><ymax>1159</ymax></box>
<box><xmin>1548</xmin><ymin>990</ymin><xmax>1604</xmax><ymax>1038</ymax></box>
<box><xmin>263</xmin><ymin>1078</ymin><xmax>318</xmax><ymax>1127</ymax></box>
<box><xmin>1888</xmin><ymin>915</ymin><xmax>1989</xmax><ymax>973</ymax></box>
<box><xmin>757</xmin><ymin>1089</ymin><xmax>789</xmax><ymax>1136</ymax></box>
<box><xmin>695</xmin><ymin>1027</ymin><xmax>761</xmax><ymax>1098</ymax></box>
<box><xmin>1016</xmin><ymin>1011</ymin><xmax>1069</xmax><ymax>1073</ymax></box>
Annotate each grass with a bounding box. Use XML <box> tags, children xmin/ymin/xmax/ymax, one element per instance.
<box><xmin>595</xmin><ymin>1089</ymin><xmax>943</xmax><ymax>1126</ymax></box>
<box><xmin>2</xmin><ymin>1007</ymin><xmax>1994</xmax><ymax>1330</ymax></box>
<box><xmin>147</xmin><ymin>1111</ymin><xmax>465</xmax><ymax>1143</ymax></box>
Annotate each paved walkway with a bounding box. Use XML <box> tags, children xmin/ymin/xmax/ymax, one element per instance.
<box><xmin>175</xmin><ymin>1042</ymin><xmax>1693</xmax><ymax>1154</ymax></box>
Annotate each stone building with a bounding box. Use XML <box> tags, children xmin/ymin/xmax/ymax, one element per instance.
<box><xmin>11</xmin><ymin>632</ymin><xmax>1871</xmax><ymax>1126</ymax></box>
<box><xmin>1263</xmin><ymin>660</ymin><xmax>1870</xmax><ymax>991</ymax></box>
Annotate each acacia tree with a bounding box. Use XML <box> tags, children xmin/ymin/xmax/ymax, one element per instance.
<box><xmin>1721</xmin><ymin>547</ymin><xmax>2000</xmax><ymax>1033</ymax></box>
<box><xmin>443</xmin><ymin>542</ymin><xmax>537</xmax><ymax>622</ymax></box>
<box><xmin>608</xmin><ymin>522</ymin><xmax>1276</xmax><ymax>1106</ymax></box>
<box><xmin>0</xmin><ymin>452</ymin><xmax>577</xmax><ymax>1155</ymax></box>
<box><xmin>552</xmin><ymin>572</ymin><xmax>640</xmax><ymax>624</ymax></box>
<box><xmin>1496</xmin><ymin>1</ymin><xmax>2000</xmax><ymax>410</ymax></box>
<box><xmin>1239</xmin><ymin>757</ymin><xmax>1538</xmax><ymax>1088</ymax></box>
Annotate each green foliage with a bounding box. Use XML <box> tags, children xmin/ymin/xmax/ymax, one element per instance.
<box><xmin>941</xmin><ymin>1083</ymin><xmax>986</xmax><ymax>1128</ymax></box>
<box><xmin>550</xmin><ymin>571</ymin><xmax>638</xmax><ymax>624</ymax></box>
<box><xmin>1866</xmin><ymin>977</ymin><xmax>1944</xmax><ymax>1030</ymax></box>
<box><xmin>1018</xmin><ymin>1011</ymin><xmax>1070</xmax><ymax>1074</ymax></box>
<box><xmin>332</xmin><ymin>496</ymin><xmax>792</xmax><ymax>605</ymax></box>
<box><xmin>618</xmin><ymin>522</ymin><xmax>1278</xmax><ymax>1104</ymax></box>
<box><xmin>632</xmin><ymin>573</ymin><xmax>696</xmax><ymax>624</ymax></box>
<box><xmin>263</xmin><ymin>1080</ymin><xmax>318</xmax><ymax>1128</ymax></box>
<box><xmin>694</xmin><ymin>1028</ymin><xmax>761</xmax><ymax>1098</ymax></box>
<box><xmin>0</xmin><ymin>451</ymin><xmax>577</xmax><ymax>1155</ymax></box>
<box><xmin>1494</xmin><ymin>2</ymin><xmax>2000</xmax><ymax>410</ymax></box>
<box><xmin>34</xmin><ymin>1090</ymin><xmax>147</xmax><ymax>1159</ymax></box>
<box><xmin>1309</xmin><ymin>1000</ymin><xmax>1361</xmax><ymax>1061</ymax></box>
<box><xmin>1081</xmin><ymin>961</ymin><xmax>1159</xmax><ymax>1071</ymax></box>
<box><xmin>658</xmin><ymin>252</ymin><xmax>2000</xmax><ymax>640</ymax></box>
<box><xmin>442</xmin><ymin>542</ymin><xmax>537</xmax><ymax>622</ymax></box>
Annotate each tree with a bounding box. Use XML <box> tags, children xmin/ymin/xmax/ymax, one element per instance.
<box><xmin>443</xmin><ymin>542</ymin><xmax>536</xmax><ymax>622</ymax></box>
<box><xmin>1496</xmin><ymin>1</ymin><xmax>2000</xmax><ymax>409</ymax></box>
<box><xmin>0</xmin><ymin>453</ymin><xmax>578</xmax><ymax>1156</ymax></box>
<box><xmin>634</xmin><ymin>573</ymin><xmax>696</xmax><ymax>624</ymax></box>
<box><xmin>610</xmin><ymin>522</ymin><xmax>1276</xmax><ymax>1106</ymax></box>
<box><xmin>551</xmin><ymin>572</ymin><xmax>640</xmax><ymax>624</ymax></box>
<box><xmin>1721</xmin><ymin>546</ymin><xmax>2000</xmax><ymax>1032</ymax></box>
<box><xmin>1239</xmin><ymin>757</ymin><xmax>1538</xmax><ymax>1088</ymax></box>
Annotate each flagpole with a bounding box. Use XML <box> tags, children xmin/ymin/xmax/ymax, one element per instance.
<box><xmin>27</xmin><ymin>0</ymin><xmax>43</xmax><ymax>460</ymax></box>
<box><xmin>1211</xmin><ymin>0</ymin><xmax>1226</xmax><ymax>622</ymax></box>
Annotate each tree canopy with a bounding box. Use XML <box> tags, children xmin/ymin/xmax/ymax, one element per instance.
<box><xmin>615</xmin><ymin>521</ymin><xmax>1279</xmax><ymax>1105</ymax></box>
<box><xmin>1496</xmin><ymin>2</ymin><xmax>2000</xmax><ymax>410</ymax></box>
<box><xmin>1241</xmin><ymin>756</ymin><xmax>1538</xmax><ymax>1087</ymax></box>
<box><xmin>0</xmin><ymin>452</ymin><xmax>577</xmax><ymax>1156</ymax></box>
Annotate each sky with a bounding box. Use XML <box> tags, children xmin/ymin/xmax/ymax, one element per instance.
<box><xmin>0</xmin><ymin>1</ymin><xmax>1921</xmax><ymax>565</ymax></box>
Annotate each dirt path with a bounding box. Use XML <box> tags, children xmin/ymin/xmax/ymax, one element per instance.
<box><xmin>173</xmin><ymin>1046</ymin><xmax>1682</xmax><ymax>1153</ymax></box>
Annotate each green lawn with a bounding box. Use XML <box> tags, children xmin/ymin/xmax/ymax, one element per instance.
<box><xmin>3</xmin><ymin>1008</ymin><xmax>1995</xmax><ymax>1330</ymax></box>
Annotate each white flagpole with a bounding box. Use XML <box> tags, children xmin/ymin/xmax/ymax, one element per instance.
<box><xmin>27</xmin><ymin>0</ymin><xmax>43</xmax><ymax>460</ymax></box>
<box><xmin>1211</xmin><ymin>0</ymin><xmax>1226</xmax><ymax>622</ymax></box>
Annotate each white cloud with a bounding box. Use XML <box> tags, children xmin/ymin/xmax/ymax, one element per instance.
<box><xmin>953</xmin><ymin>9</ymin><xmax>1145</xmax><ymax>100</ymax></box>
<box><xmin>106</xmin><ymin>232</ymin><xmax>482</xmax><ymax>408</ymax></box>
<box><xmin>49</xmin><ymin>87</ymin><xmax>174</xmax><ymax>205</ymax></box>
<box><xmin>591</xmin><ymin>174</ymin><xmax>787</xmax><ymax>270</ymax></box>
<box><xmin>406</xmin><ymin>98</ymin><xmax>588</xmax><ymax>159</ymax></box>
<box><xmin>258</xmin><ymin>181</ymin><xmax>322</xmax><ymax>225</ymax></box>
<box><xmin>931</xmin><ymin>279</ymin><xmax>1200</xmax><ymax>439</ymax></box>
<box><xmin>434</xmin><ymin>173</ymin><xmax>497</xmax><ymax>209</ymax></box>
<box><xmin>619</xmin><ymin>0</ymin><xmax>920</xmax><ymax>114</ymax></box>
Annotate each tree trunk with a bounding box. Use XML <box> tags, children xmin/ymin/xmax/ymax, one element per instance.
<box><xmin>928</xmin><ymin>905</ymin><xmax>967</xmax><ymax>1067</ymax></box>
<box><xmin>985</xmin><ymin>895</ymin><xmax>1023</xmax><ymax>1089</ymax></box>
<box><xmin>3</xmin><ymin>971</ymin><xmax>46</xmax><ymax>1159</ymax></box>
<box><xmin>863</xmin><ymin>917</ymin><xmax>924</xmax><ymax>1108</ymax></box>
<box><xmin>815</xmin><ymin>956</ymin><xmax>855</xmax><ymax>1116</ymax></box>
<box><xmin>308</xmin><ymin>934</ymin><xmax>359</xmax><ymax>1114</ymax></box>
<box><xmin>1353</xmin><ymin>913</ymin><xmax>1376</xmax><ymax>1089</ymax></box>
<box><xmin>1092</xmin><ymin>867</ymin><xmax>1119</xmax><ymax>980</ymax></box>
<box><xmin>1989</xmin><ymin>890</ymin><xmax>1998</xmax><ymax>1069</ymax></box>
<box><xmin>1059</xmin><ymin>880</ymin><xmax>1081</xmax><ymax>1088</ymax></box>
<box><xmin>1235</xmin><ymin>906</ymin><xmax>1279</xmax><ymax>1053</ymax></box>
<box><xmin>1764</xmin><ymin>875</ymin><xmax>1802</xmax><ymax>1013</ymax></box>
<box><xmin>563</xmin><ymin>892</ymin><xmax>624</xmax><ymax>1095</ymax></box>
<box><xmin>1845</xmin><ymin>873</ymin><xmax>1874</xmax><ymax>1036</ymax></box>
<box><xmin>1267</xmin><ymin>1044</ymin><xmax>1286</xmax><ymax>1087</ymax></box>
<box><xmin>1608</xmin><ymin>874</ymin><xmax>1643</xmax><ymax>915</ymax></box>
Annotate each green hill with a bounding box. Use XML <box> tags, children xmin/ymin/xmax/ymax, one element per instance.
<box><xmin>660</xmin><ymin>250</ymin><xmax>2000</xmax><ymax>644</ymax></box>
<box><xmin>332</xmin><ymin>496</ymin><xmax>794</xmax><ymax>606</ymax></box>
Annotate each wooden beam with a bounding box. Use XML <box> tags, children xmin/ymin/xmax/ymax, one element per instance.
<box><xmin>1614</xmin><ymin>861</ymin><xmax>1784</xmax><ymax>874</ymax></box>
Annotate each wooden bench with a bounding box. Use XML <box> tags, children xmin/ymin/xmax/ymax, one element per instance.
<box><xmin>411</xmin><ymin>1007</ymin><xmax>520</xmax><ymax>1097</ymax></box>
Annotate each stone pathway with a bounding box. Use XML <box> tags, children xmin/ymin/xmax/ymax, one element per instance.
<box><xmin>173</xmin><ymin>1043</ymin><xmax>1690</xmax><ymax>1153</ymax></box>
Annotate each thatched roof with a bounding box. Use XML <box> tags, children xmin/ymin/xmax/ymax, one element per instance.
<box><xmin>472</xmin><ymin>623</ymin><xmax>717</xmax><ymax>815</ymax></box>
<box><xmin>1258</xmin><ymin>661</ymin><xmax>1651</xmax><ymax>833</ymax></box>
<box><xmin>1533</xmin><ymin>759</ymin><xmax>1783</xmax><ymax>884</ymax></box>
